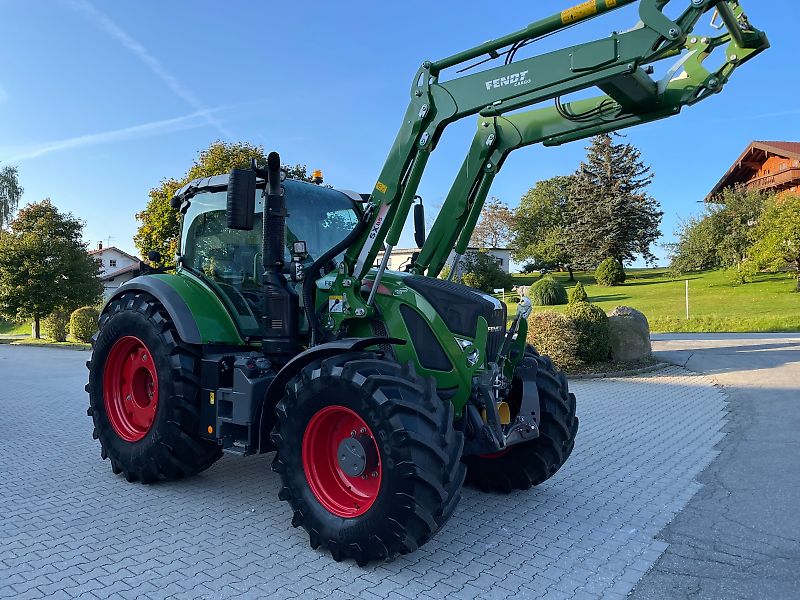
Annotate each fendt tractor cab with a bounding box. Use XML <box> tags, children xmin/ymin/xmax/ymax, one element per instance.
<box><xmin>87</xmin><ymin>0</ymin><xmax>767</xmax><ymax>564</ymax></box>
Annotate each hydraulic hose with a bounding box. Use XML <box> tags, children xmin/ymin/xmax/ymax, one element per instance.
<box><xmin>303</xmin><ymin>215</ymin><xmax>369</xmax><ymax>346</ymax></box>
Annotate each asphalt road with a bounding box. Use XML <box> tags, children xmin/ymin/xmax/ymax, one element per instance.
<box><xmin>633</xmin><ymin>333</ymin><xmax>800</xmax><ymax>600</ymax></box>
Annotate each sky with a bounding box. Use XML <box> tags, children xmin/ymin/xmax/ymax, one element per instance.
<box><xmin>1</xmin><ymin>0</ymin><xmax>798</xmax><ymax>267</ymax></box>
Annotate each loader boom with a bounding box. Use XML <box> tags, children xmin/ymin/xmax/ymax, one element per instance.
<box><xmin>415</xmin><ymin>10</ymin><xmax>768</xmax><ymax>277</ymax></box>
<box><xmin>327</xmin><ymin>0</ymin><xmax>767</xmax><ymax>336</ymax></box>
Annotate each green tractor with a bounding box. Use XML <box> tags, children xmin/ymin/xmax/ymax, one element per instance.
<box><xmin>87</xmin><ymin>0</ymin><xmax>767</xmax><ymax>564</ymax></box>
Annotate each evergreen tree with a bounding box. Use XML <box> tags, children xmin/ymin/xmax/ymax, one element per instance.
<box><xmin>569</xmin><ymin>134</ymin><xmax>662</xmax><ymax>269</ymax></box>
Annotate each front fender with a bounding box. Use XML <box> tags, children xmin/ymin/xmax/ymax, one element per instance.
<box><xmin>256</xmin><ymin>337</ymin><xmax>405</xmax><ymax>452</ymax></box>
<box><xmin>264</xmin><ymin>337</ymin><xmax>405</xmax><ymax>406</ymax></box>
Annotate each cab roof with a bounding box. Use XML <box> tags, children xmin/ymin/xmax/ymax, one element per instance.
<box><xmin>171</xmin><ymin>174</ymin><xmax>365</xmax><ymax>208</ymax></box>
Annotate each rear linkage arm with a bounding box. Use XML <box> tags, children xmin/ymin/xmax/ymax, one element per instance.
<box><xmin>416</xmin><ymin>0</ymin><xmax>768</xmax><ymax>278</ymax></box>
<box><xmin>323</xmin><ymin>0</ymin><xmax>767</xmax><ymax>338</ymax></box>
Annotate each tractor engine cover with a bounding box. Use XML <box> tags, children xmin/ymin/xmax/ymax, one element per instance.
<box><xmin>402</xmin><ymin>275</ymin><xmax>507</xmax><ymax>360</ymax></box>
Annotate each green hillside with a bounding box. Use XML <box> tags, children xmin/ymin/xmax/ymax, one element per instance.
<box><xmin>508</xmin><ymin>269</ymin><xmax>799</xmax><ymax>333</ymax></box>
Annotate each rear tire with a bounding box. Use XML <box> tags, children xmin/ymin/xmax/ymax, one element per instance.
<box><xmin>87</xmin><ymin>292</ymin><xmax>222</xmax><ymax>483</ymax></box>
<box><xmin>464</xmin><ymin>349</ymin><xmax>578</xmax><ymax>493</ymax></box>
<box><xmin>271</xmin><ymin>353</ymin><xmax>465</xmax><ymax>565</ymax></box>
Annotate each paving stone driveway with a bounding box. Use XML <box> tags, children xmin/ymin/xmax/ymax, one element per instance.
<box><xmin>0</xmin><ymin>346</ymin><xmax>728</xmax><ymax>599</ymax></box>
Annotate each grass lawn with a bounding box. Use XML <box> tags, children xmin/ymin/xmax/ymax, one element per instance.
<box><xmin>506</xmin><ymin>268</ymin><xmax>800</xmax><ymax>333</ymax></box>
<box><xmin>0</xmin><ymin>319</ymin><xmax>30</xmax><ymax>335</ymax></box>
<box><xmin>0</xmin><ymin>320</ymin><xmax>90</xmax><ymax>349</ymax></box>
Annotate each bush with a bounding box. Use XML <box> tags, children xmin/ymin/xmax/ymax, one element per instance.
<box><xmin>595</xmin><ymin>257</ymin><xmax>626</xmax><ymax>286</ymax></box>
<box><xmin>526</xmin><ymin>311</ymin><xmax>582</xmax><ymax>370</ymax></box>
<box><xmin>528</xmin><ymin>276</ymin><xmax>568</xmax><ymax>306</ymax></box>
<box><xmin>565</xmin><ymin>301</ymin><xmax>610</xmax><ymax>363</ymax></box>
<box><xmin>568</xmin><ymin>281</ymin><xmax>588</xmax><ymax>304</ymax></box>
<box><xmin>42</xmin><ymin>310</ymin><xmax>69</xmax><ymax>342</ymax></box>
<box><xmin>70</xmin><ymin>306</ymin><xmax>100</xmax><ymax>343</ymax></box>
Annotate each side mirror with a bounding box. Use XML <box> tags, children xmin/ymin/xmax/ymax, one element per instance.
<box><xmin>147</xmin><ymin>250</ymin><xmax>162</xmax><ymax>265</ymax></box>
<box><xmin>226</xmin><ymin>168</ymin><xmax>256</xmax><ymax>230</ymax></box>
<box><xmin>413</xmin><ymin>198</ymin><xmax>425</xmax><ymax>247</ymax></box>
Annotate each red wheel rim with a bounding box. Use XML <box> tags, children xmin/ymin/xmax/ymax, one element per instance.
<box><xmin>103</xmin><ymin>336</ymin><xmax>159</xmax><ymax>442</ymax></box>
<box><xmin>302</xmin><ymin>405</ymin><xmax>381</xmax><ymax>518</ymax></box>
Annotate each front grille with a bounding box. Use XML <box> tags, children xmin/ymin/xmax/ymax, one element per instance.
<box><xmin>403</xmin><ymin>275</ymin><xmax>508</xmax><ymax>364</ymax></box>
<box><xmin>485</xmin><ymin>304</ymin><xmax>507</xmax><ymax>363</ymax></box>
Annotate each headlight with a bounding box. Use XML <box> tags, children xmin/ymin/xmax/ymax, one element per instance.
<box><xmin>455</xmin><ymin>337</ymin><xmax>480</xmax><ymax>366</ymax></box>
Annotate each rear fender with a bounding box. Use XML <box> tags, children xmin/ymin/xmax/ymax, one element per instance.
<box><xmin>102</xmin><ymin>273</ymin><xmax>245</xmax><ymax>346</ymax></box>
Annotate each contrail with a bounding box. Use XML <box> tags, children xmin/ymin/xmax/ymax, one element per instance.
<box><xmin>1</xmin><ymin>109</ymin><xmax>215</xmax><ymax>162</ymax></box>
<box><xmin>63</xmin><ymin>0</ymin><xmax>234</xmax><ymax>140</ymax></box>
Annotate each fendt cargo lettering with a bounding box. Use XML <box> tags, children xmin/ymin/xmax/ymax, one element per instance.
<box><xmin>86</xmin><ymin>0</ymin><xmax>767</xmax><ymax>565</ymax></box>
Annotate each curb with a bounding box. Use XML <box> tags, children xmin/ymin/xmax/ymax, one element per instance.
<box><xmin>0</xmin><ymin>340</ymin><xmax>91</xmax><ymax>351</ymax></box>
<box><xmin>569</xmin><ymin>362</ymin><xmax>671</xmax><ymax>380</ymax></box>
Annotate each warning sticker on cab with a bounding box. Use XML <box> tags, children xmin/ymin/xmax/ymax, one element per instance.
<box><xmin>328</xmin><ymin>295</ymin><xmax>343</xmax><ymax>313</ymax></box>
<box><xmin>561</xmin><ymin>0</ymin><xmax>597</xmax><ymax>24</ymax></box>
<box><xmin>375</xmin><ymin>181</ymin><xmax>388</xmax><ymax>194</ymax></box>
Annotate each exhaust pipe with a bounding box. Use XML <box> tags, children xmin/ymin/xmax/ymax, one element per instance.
<box><xmin>261</xmin><ymin>151</ymin><xmax>298</xmax><ymax>356</ymax></box>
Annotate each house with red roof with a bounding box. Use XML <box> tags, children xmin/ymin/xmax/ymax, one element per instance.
<box><xmin>706</xmin><ymin>141</ymin><xmax>800</xmax><ymax>202</ymax></box>
<box><xmin>88</xmin><ymin>242</ymin><xmax>143</xmax><ymax>299</ymax></box>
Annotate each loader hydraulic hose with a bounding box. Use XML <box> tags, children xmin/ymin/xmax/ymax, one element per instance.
<box><xmin>303</xmin><ymin>216</ymin><xmax>369</xmax><ymax>346</ymax></box>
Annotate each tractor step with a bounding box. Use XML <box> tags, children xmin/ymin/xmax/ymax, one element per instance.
<box><xmin>200</xmin><ymin>355</ymin><xmax>276</xmax><ymax>455</ymax></box>
<box><xmin>222</xmin><ymin>441</ymin><xmax>250</xmax><ymax>456</ymax></box>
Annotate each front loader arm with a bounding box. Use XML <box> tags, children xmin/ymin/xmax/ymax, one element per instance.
<box><xmin>326</xmin><ymin>0</ymin><xmax>767</xmax><ymax>337</ymax></box>
<box><xmin>415</xmin><ymin>5</ymin><xmax>769</xmax><ymax>278</ymax></box>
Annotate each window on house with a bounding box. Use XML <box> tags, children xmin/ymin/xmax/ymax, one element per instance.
<box><xmin>109</xmin><ymin>259</ymin><xmax>117</xmax><ymax>268</ymax></box>
<box><xmin>496</xmin><ymin>257</ymin><xmax>504</xmax><ymax>266</ymax></box>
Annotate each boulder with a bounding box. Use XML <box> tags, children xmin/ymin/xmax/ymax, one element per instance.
<box><xmin>607</xmin><ymin>306</ymin><xmax>652</xmax><ymax>361</ymax></box>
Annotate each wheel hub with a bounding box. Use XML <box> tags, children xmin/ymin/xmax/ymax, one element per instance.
<box><xmin>337</xmin><ymin>435</ymin><xmax>378</xmax><ymax>477</ymax></box>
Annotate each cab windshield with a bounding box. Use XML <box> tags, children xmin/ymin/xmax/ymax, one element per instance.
<box><xmin>180</xmin><ymin>180</ymin><xmax>359</xmax><ymax>337</ymax></box>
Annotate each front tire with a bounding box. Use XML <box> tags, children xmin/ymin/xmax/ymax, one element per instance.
<box><xmin>464</xmin><ymin>349</ymin><xmax>578</xmax><ymax>493</ymax></box>
<box><xmin>271</xmin><ymin>353</ymin><xmax>465</xmax><ymax>565</ymax></box>
<box><xmin>87</xmin><ymin>292</ymin><xmax>222</xmax><ymax>483</ymax></box>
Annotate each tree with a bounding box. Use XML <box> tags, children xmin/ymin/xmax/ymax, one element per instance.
<box><xmin>470</xmin><ymin>197</ymin><xmax>515</xmax><ymax>249</ymax></box>
<box><xmin>714</xmin><ymin>185</ymin><xmax>768</xmax><ymax>268</ymax></box>
<box><xmin>749</xmin><ymin>195</ymin><xmax>800</xmax><ymax>291</ymax></box>
<box><xmin>460</xmin><ymin>251</ymin><xmax>513</xmax><ymax>293</ymax></box>
<box><xmin>1</xmin><ymin>164</ymin><xmax>23</xmax><ymax>229</ymax></box>
<box><xmin>0</xmin><ymin>200</ymin><xmax>102</xmax><ymax>338</ymax></box>
<box><xmin>569</xmin><ymin>134</ymin><xmax>663</xmax><ymax>269</ymax></box>
<box><xmin>667</xmin><ymin>214</ymin><xmax>723</xmax><ymax>273</ymax></box>
<box><xmin>668</xmin><ymin>186</ymin><xmax>769</xmax><ymax>274</ymax></box>
<box><xmin>134</xmin><ymin>141</ymin><xmax>311</xmax><ymax>266</ymax></box>
<box><xmin>513</xmin><ymin>175</ymin><xmax>576</xmax><ymax>278</ymax></box>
